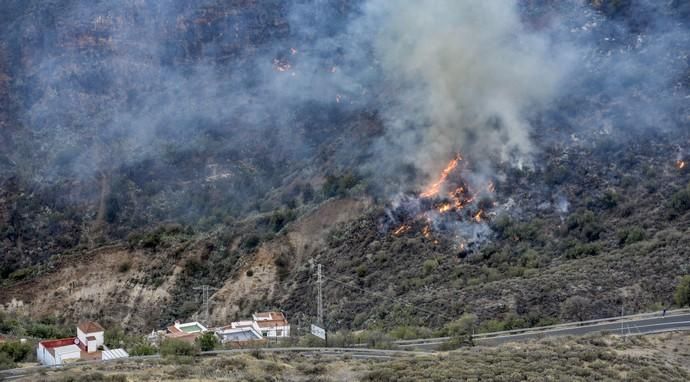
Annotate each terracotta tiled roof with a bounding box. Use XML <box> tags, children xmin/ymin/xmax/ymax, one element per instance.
<box><xmin>78</xmin><ymin>321</ymin><xmax>104</xmax><ymax>334</ymax></box>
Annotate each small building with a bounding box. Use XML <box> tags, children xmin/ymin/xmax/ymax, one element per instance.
<box><xmin>37</xmin><ymin>321</ymin><xmax>128</xmax><ymax>366</ymax></box>
<box><xmin>165</xmin><ymin>320</ymin><xmax>208</xmax><ymax>343</ymax></box>
<box><xmin>37</xmin><ymin>338</ymin><xmax>81</xmax><ymax>366</ymax></box>
<box><xmin>215</xmin><ymin>325</ymin><xmax>264</xmax><ymax>346</ymax></box>
<box><xmin>77</xmin><ymin>321</ymin><xmax>105</xmax><ymax>353</ymax></box>
<box><xmin>252</xmin><ymin>312</ymin><xmax>290</xmax><ymax>338</ymax></box>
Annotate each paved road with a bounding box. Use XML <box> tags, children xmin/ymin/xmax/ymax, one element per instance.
<box><xmin>397</xmin><ymin>312</ymin><xmax>690</xmax><ymax>350</ymax></box>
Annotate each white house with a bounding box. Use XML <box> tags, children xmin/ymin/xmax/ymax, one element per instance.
<box><xmin>77</xmin><ymin>321</ymin><xmax>105</xmax><ymax>353</ymax></box>
<box><xmin>215</xmin><ymin>326</ymin><xmax>263</xmax><ymax>344</ymax></box>
<box><xmin>37</xmin><ymin>321</ymin><xmax>128</xmax><ymax>366</ymax></box>
<box><xmin>36</xmin><ymin>338</ymin><xmax>81</xmax><ymax>366</ymax></box>
<box><xmin>165</xmin><ymin>320</ymin><xmax>208</xmax><ymax>343</ymax></box>
<box><xmin>252</xmin><ymin>312</ymin><xmax>290</xmax><ymax>338</ymax></box>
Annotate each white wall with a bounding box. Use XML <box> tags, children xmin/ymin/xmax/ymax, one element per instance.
<box><xmin>37</xmin><ymin>344</ymin><xmax>56</xmax><ymax>366</ymax></box>
<box><xmin>260</xmin><ymin>325</ymin><xmax>290</xmax><ymax>338</ymax></box>
<box><xmin>77</xmin><ymin>327</ymin><xmax>104</xmax><ymax>352</ymax></box>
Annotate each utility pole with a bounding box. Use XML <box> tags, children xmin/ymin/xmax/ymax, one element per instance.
<box><xmin>317</xmin><ymin>263</ymin><xmax>327</xmax><ymax>347</ymax></box>
<box><xmin>317</xmin><ymin>263</ymin><xmax>323</xmax><ymax>325</ymax></box>
<box><xmin>193</xmin><ymin>285</ymin><xmax>218</xmax><ymax>326</ymax></box>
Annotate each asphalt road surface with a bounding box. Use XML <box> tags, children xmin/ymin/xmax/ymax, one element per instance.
<box><xmin>397</xmin><ymin>312</ymin><xmax>690</xmax><ymax>350</ymax></box>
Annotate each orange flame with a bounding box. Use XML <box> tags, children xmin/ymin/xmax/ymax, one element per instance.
<box><xmin>473</xmin><ymin>210</ymin><xmax>483</xmax><ymax>223</ymax></box>
<box><xmin>422</xmin><ymin>225</ymin><xmax>432</xmax><ymax>238</ymax></box>
<box><xmin>421</xmin><ymin>154</ymin><xmax>462</xmax><ymax>198</ymax></box>
<box><xmin>437</xmin><ymin>202</ymin><xmax>452</xmax><ymax>213</ymax></box>
<box><xmin>393</xmin><ymin>224</ymin><xmax>410</xmax><ymax>236</ymax></box>
<box><xmin>677</xmin><ymin>160</ymin><xmax>686</xmax><ymax>169</ymax></box>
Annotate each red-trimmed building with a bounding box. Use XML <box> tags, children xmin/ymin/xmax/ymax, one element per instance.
<box><xmin>37</xmin><ymin>338</ymin><xmax>81</xmax><ymax>366</ymax></box>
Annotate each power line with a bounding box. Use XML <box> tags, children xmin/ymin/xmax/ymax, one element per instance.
<box><xmin>321</xmin><ymin>274</ymin><xmax>455</xmax><ymax>321</ymax></box>
<box><xmin>193</xmin><ymin>285</ymin><xmax>218</xmax><ymax>326</ymax></box>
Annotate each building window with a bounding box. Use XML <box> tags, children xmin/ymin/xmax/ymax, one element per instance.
<box><xmin>276</xmin><ymin>330</ymin><xmax>282</xmax><ymax>336</ymax></box>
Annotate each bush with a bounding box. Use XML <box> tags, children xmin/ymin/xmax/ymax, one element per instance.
<box><xmin>617</xmin><ymin>227</ymin><xmax>646</xmax><ymax>246</ymax></box>
<box><xmin>561</xmin><ymin>296</ymin><xmax>593</xmax><ymax>321</ymax></box>
<box><xmin>26</xmin><ymin>323</ymin><xmax>72</xmax><ymax>339</ymax></box>
<box><xmin>668</xmin><ymin>183</ymin><xmax>690</xmax><ymax>218</ymax></box>
<box><xmin>322</xmin><ymin>172</ymin><xmax>359</xmax><ymax>198</ymax></box>
<box><xmin>674</xmin><ymin>275</ymin><xmax>690</xmax><ymax>307</ymax></box>
<box><xmin>268</xmin><ymin>209</ymin><xmax>296</xmax><ymax>232</ymax></box>
<box><xmin>117</xmin><ymin>261</ymin><xmax>131</xmax><ymax>273</ymax></box>
<box><xmin>0</xmin><ymin>352</ymin><xmax>15</xmax><ymax>370</ymax></box>
<box><xmin>565</xmin><ymin>242</ymin><xmax>601</xmax><ymax>259</ymax></box>
<box><xmin>566</xmin><ymin>209</ymin><xmax>603</xmax><ymax>242</ymax></box>
<box><xmin>0</xmin><ymin>341</ymin><xmax>32</xmax><ymax>363</ymax></box>
<box><xmin>160</xmin><ymin>339</ymin><xmax>199</xmax><ymax>357</ymax></box>
<box><xmin>196</xmin><ymin>332</ymin><xmax>219</xmax><ymax>351</ymax></box>
<box><xmin>440</xmin><ymin>314</ymin><xmax>477</xmax><ymax>348</ymax></box>
<box><xmin>128</xmin><ymin>343</ymin><xmax>157</xmax><ymax>356</ymax></box>
<box><xmin>356</xmin><ymin>264</ymin><xmax>367</xmax><ymax>278</ymax></box>
<box><xmin>422</xmin><ymin>259</ymin><xmax>438</xmax><ymax>275</ymax></box>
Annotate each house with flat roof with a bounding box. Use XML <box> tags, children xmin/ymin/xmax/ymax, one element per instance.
<box><xmin>165</xmin><ymin>320</ymin><xmax>208</xmax><ymax>343</ymax></box>
<box><xmin>36</xmin><ymin>321</ymin><xmax>128</xmax><ymax>366</ymax></box>
<box><xmin>37</xmin><ymin>338</ymin><xmax>82</xmax><ymax>366</ymax></box>
<box><xmin>252</xmin><ymin>312</ymin><xmax>290</xmax><ymax>338</ymax></box>
<box><xmin>215</xmin><ymin>325</ymin><xmax>265</xmax><ymax>346</ymax></box>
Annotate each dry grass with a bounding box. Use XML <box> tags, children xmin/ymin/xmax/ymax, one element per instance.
<box><xmin>16</xmin><ymin>333</ymin><xmax>690</xmax><ymax>382</ymax></box>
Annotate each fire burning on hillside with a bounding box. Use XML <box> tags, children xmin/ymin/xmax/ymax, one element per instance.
<box><xmin>384</xmin><ymin>153</ymin><xmax>496</xmax><ymax>253</ymax></box>
<box><xmin>676</xmin><ymin>159</ymin><xmax>686</xmax><ymax>170</ymax></box>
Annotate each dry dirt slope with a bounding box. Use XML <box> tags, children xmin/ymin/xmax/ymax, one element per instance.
<box><xmin>0</xmin><ymin>197</ymin><xmax>373</xmax><ymax>331</ymax></box>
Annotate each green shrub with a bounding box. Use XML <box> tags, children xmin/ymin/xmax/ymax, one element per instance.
<box><xmin>356</xmin><ymin>264</ymin><xmax>367</xmax><ymax>277</ymax></box>
<box><xmin>565</xmin><ymin>242</ymin><xmax>601</xmax><ymax>259</ymax></box>
<box><xmin>422</xmin><ymin>259</ymin><xmax>438</xmax><ymax>275</ymax></box>
<box><xmin>0</xmin><ymin>341</ymin><xmax>32</xmax><ymax>363</ymax></box>
<box><xmin>128</xmin><ymin>343</ymin><xmax>157</xmax><ymax>356</ymax></box>
<box><xmin>26</xmin><ymin>323</ymin><xmax>72</xmax><ymax>339</ymax></box>
<box><xmin>617</xmin><ymin>227</ymin><xmax>646</xmax><ymax>246</ymax></box>
<box><xmin>674</xmin><ymin>275</ymin><xmax>690</xmax><ymax>307</ymax></box>
<box><xmin>322</xmin><ymin>172</ymin><xmax>360</xmax><ymax>198</ymax></box>
<box><xmin>160</xmin><ymin>339</ymin><xmax>199</xmax><ymax>357</ymax></box>
<box><xmin>668</xmin><ymin>183</ymin><xmax>690</xmax><ymax>218</ymax></box>
<box><xmin>566</xmin><ymin>209</ymin><xmax>603</xmax><ymax>242</ymax></box>
<box><xmin>196</xmin><ymin>332</ymin><xmax>219</xmax><ymax>351</ymax></box>
<box><xmin>8</xmin><ymin>267</ymin><xmax>33</xmax><ymax>281</ymax></box>
<box><xmin>0</xmin><ymin>352</ymin><xmax>15</xmax><ymax>371</ymax></box>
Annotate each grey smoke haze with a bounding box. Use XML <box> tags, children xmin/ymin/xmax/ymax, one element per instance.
<box><xmin>1</xmin><ymin>0</ymin><xmax>688</xmax><ymax>199</ymax></box>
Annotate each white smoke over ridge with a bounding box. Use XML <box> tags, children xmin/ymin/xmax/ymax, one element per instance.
<box><xmin>361</xmin><ymin>1</ymin><xmax>572</xmax><ymax>180</ymax></box>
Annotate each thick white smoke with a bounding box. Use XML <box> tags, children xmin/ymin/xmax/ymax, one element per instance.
<box><xmin>363</xmin><ymin>0</ymin><xmax>571</xmax><ymax>179</ymax></box>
